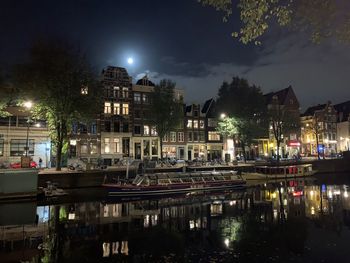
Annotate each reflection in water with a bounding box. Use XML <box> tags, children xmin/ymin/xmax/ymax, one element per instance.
<box><xmin>1</xmin><ymin>179</ymin><xmax>350</xmax><ymax>262</ymax></box>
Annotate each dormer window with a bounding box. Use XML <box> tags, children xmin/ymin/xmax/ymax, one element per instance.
<box><xmin>81</xmin><ymin>86</ymin><xmax>88</xmax><ymax>95</ymax></box>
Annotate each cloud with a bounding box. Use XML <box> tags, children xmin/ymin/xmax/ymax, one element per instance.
<box><xmin>141</xmin><ymin>35</ymin><xmax>350</xmax><ymax>110</ymax></box>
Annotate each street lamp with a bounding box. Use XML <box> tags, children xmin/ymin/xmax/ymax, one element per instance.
<box><xmin>24</xmin><ymin>101</ymin><xmax>33</xmax><ymax>157</ymax></box>
<box><xmin>220</xmin><ymin>113</ymin><xmax>226</xmax><ymax>119</ymax></box>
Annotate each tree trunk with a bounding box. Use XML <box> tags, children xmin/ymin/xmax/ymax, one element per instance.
<box><xmin>276</xmin><ymin>140</ymin><xmax>280</xmax><ymax>166</ymax></box>
<box><xmin>159</xmin><ymin>138</ymin><xmax>163</xmax><ymax>161</ymax></box>
<box><xmin>315</xmin><ymin>132</ymin><xmax>320</xmax><ymax>160</ymax></box>
<box><xmin>241</xmin><ymin>140</ymin><xmax>247</xmax><ymax>163</ymax></box>
<box><xmin>56</xmin><ymin>140</ymin><xmax>63</xmax><ymax>171</ymax></box>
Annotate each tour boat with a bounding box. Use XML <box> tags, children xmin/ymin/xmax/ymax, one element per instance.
<box><xmin>103</xmin><ymin>171</ymin><xmax>246</xmax><ymax>196</ymax></box>
<box><xmin>243</xmin><ymin>164</ymin><xmax>316</xmax><ymax>180</ymax></box>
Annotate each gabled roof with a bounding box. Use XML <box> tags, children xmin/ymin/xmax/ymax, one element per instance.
<box><xmin>334</xmin><ymin>100</ymin><xmax>350</xmax><ymax>122</ymax></box>
<box><xmin>136</xmin><ymin>76</ymin><xmax>155</xmax><ymax>86</ymax></box>
<box><xmin>264</xmin><ymin>86</ymin><xmax>293</xmax><ymax>105</ymax></box>
<box><xmin>302</xmin><ymin>104</ymin><xmax>326</xmax><ymax>117</ymax></box>
<box><xmin>201</xmin><ymin>98</ymin><xmax>214</xmax><ymax>114</ymax></box>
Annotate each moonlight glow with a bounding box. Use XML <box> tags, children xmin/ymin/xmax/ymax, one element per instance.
<box><xmin>127</xmin><ymin>57</ymin><xmax>134</xmax><ymax>65</ymax></box>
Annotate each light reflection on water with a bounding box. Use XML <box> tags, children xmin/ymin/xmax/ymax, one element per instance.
<box><xmin>1</xmin><ymin>178</ymin><xmax>350</xmax><ymax>262</ymax></box>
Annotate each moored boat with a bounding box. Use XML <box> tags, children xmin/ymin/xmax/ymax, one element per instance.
<box><xmin>243</xmin><ymin>164</ymin><xmax>316</xmax><ymax>180</ymax></box>
<box><xmin>103</xmin><ymin>171</ymin><xmax>246</xmax><ymax>196</ymax></box>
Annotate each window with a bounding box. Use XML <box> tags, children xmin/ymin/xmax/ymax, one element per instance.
<box><xmin>170</xmin><ymin>132</ymin><xmax>176</xmax><ymax>142</ymax></box>
<box><xmin>162</xmin><ymin>134</ymin><xmax>168</xmax><ymax>142</ymax></box>
<box><xmin>90</xmin><ymin>123</ymin><xmax>97</xmax><ymax>134</ymax></box>
<box><xmin>178</xmin><ymin>132</ymin><xmax>184</xmax><ymax>142</ymax></box>
<box><xmin>134</xmin><ymin>125</ymin><xmax>141</xmax><ymax>135</ymax></box>
<box><xmin>122</xmin><ymin>123</ymin><xmax>129</xmax><ymax>132</ymax></box>
<box><xmin>144</xmin><ymin>125</ymin><xmax>150</xmax><ymax>135</ymax></box>
<box><xmin>200</xmin><ymin>120</ymin><xmax>205</xmax><ymax>129</ymax></box>
<box><xmin>104</xmin><ymin>121</ymin><xmax>111</xmax><ymax>132</ymax></box>
<box><xmin>0</xmin><ymin>139</ymin><xmax>3</xmax><ymax>156</ymax></box>
<box><xmin>199</xmin><ymin>131</ymin><xmax>205</xmax><ymax>142</ymax></box>
<box><xmin>90</xmin><ymin>143</ymin><xmax>98</xmax><ymax>154</ymax></box>
<box><xmin>113</xmin><ymin>138</ymin><xmax>120</xmax><ymax>153</ymax></box>
<box><xmin>142</xmin><ymin>94</ymin><xmax>149</xmax><ymax>104</ymax></box>
<box><xmin>135</xmin><ymin>110</ymin><xmax>141</xmax><ymax>119</ymax></box>
<box><xmin>208</xmin><ymin>131</ymin><xmax>220</xmax><ymax>141</ymax></box>
<box><xmin>151</xmin><ymin>127</ymin><xmax>157</xmax><ymax>136</ymax></box>
<box><xmin>10</xmin><ymin>139</ymin><xmax>34</xmax><ymax>156</ymax></box>
<box><xmin>113</xmin><ymin>86</ymin><xmax>120</xmax><ymax>98</ymax></box>
<box><xmin>81</xmin><ymin>86</ymin><xmax>88</xmax><ymax>95</ymax></box>
<box><xmin>113</xmin><ymin>103</ymin><xmax>120</xmax><ymax>115</ymax></box>
<box><xmin>104</xmin><ymin>138</ymin><xmax>110</xmax><ymax>153</ymax></box>
<box><xmin>193</xmin><ymin>120</ymin><xmax>198</xmax><ymax>129</ymax></box>
<box><xmin>114</xmin><ymin>122</ymin><xmax>120</xmax><ymax>132</ymax></box>
<box><xmin>122</xmin><ymin>87</ymin><xmax>129</xmax><ymax>98</ymax></box>
<box><xmin>187</xmin><ymin>120</ymin><xmax>193</xmax><ymax>128</ymax></box>
<box><xmin>194</xmin><ymin>110</ymin><xmax>199</xmax><ymax>117</ymax></box>
<box><xmin>188</xmin><ymin>132</ymin><xmax>193</xmax><ymax>142</ymax></box>
<box><xmin>104</xmin><ymin>102</ymin><xmax>112</xmax><ymax>114</ymax></box>
<box><xmin>122</xmin><ymin>104</ymin><xmax>129</xmax><ymax>115</ymax></box>
<box><xmin>80</xmin><ymin>144</ymin><xmax>88</xmax><ymax>154</ymax></box>
<box><xmin>208</xmin><ymin>118</ymin><xmax>217</xmax><ymax>127</ymax></box>
<box><xmin>151</xmin><ymin>139</ymin><xmax>158</xmax><ymax>155</ymax></box>
<box><xmin>193</xmin><ymin>132</ymin><xmax>198</xmax><ymax>142</ymax></box>
<box><xmin>134</xmin><ymin>93</ymin><xmax>141</xmax><ymax>103</ymax></box>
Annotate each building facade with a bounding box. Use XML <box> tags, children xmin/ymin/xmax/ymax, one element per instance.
<box><xmin>0</xmin><ymin>106</ymin><xmax>51</xmax><ymax>167</ymax></box>
<box><xmin>263</xmin><ymin>86</ymin><xmax>301</xmax><ymax>159</ymax></box>
<box><xmin>335</xmin><ymin>101</ymin><xmax>350</xmax><ymax>152</ymax></box>
<box><xmin>301</xmin><ymin>102</ymin><xmax>337</xmax><ymax>156</ymax></box>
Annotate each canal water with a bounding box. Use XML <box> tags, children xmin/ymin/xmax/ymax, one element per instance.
<box><xmin>1</xmin><ymin>176</ymin><xmax>350</xmax><ymax>263</ymax></box>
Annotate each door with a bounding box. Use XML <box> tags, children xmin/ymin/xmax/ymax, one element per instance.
<box><xmin>135</xmin><ymin>142</ymin><xmax>141</xmax><ymax>159</ymax></box>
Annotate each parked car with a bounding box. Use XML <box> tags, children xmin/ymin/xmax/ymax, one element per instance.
<box><xmin>10</xmin><ymin>161</ymin><xmax>38</xmax><ymax>169</ymax></box>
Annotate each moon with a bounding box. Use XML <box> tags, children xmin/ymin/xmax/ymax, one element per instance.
<box><xmin>127</xmin><ymin>57</ymin><xmax>134</xmax><ymax>65</ymax></box>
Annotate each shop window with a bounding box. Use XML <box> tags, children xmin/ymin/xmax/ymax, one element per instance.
<box><xmin>90</xmin><ymin>143</ymin><xmax>98</xmax><ymax>154</ymax></box>
<box><xmin>80</xmin><ymin>143</ymin><xmax>88</xmax><ymax>154</ymax></box>
<box><xmin>10</xmin><ymin>139</ymin><xmax>34</xmax><ymax>156</ymax></box>
<box><xmin>151</xmin><ymin>140</ymin><xmax>158</xmax><ymax>155</ymax></box>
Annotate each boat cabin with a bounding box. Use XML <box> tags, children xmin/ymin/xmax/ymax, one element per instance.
<box><xmin>255</xmin><ymin>164</ymin><xmax>313</xmax><ymax>176</ymax></box>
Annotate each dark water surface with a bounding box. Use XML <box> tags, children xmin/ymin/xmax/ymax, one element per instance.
<box><xmin>1</xmin><ymin>176</ymin><xmax>350</xmax><ymax>263</ymax></box>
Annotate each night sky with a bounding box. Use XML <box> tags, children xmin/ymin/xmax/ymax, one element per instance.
<box><xmin>1</xmin><ymin>0</ymin><xmax>349</xmax><ymax>110</ymax></box>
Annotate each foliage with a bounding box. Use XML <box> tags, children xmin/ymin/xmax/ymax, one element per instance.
<box><xmin>268</xmin><ymin>98</ymin><xmax>300</xmax><ymax>162</ymax></box>
<box><xmin>14</xmin><ymin>39</ymin><xmax>101</xmax><ymax>170</ymax></box>
<box><xmin>199</xmin><ymin>0</ymin><xmax>350</xmax><ymax>44</ymax></box>
<box><xmin>216</xmin><ymin>77</ymin><xmax>268</xmax><ymax>160</ymax></box>
<box><xmin>216</xmin><ymin>116</ymin><xmax>239</xmax><ymax>138</ymax></box>
<box><xmin>0</xmin><ymin>70</ymin><xmax>17</xmax><ymax>117</ymax></box>
<box><xmin>149</xmin><ymin>79</ymin><xmax>183</xmax><ymax>159</ymax></box>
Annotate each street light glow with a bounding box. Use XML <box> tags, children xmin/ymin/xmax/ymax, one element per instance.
<box><xmin>24</xmin><ymin>101</ymin><xmax>33</xmax><ymax>109</ymax></box>
<box><xmin>220</xmin><ymin>113</ymin><xmax>226</xmax><ymax>119</ymax></box>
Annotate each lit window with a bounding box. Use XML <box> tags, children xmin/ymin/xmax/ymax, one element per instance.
<box><xmin>200</xmin><ymin>120</ymin><xmax>205</xmax><ymax>129</ymax></box>
<box><xmin>193</xmin><ymin>120</ymin><xmax>198</xmax><ymax>128</ymax></box>
<box><xmin>104</xmin><ymin>138</ymin><xmax>110</xmax><ymax>153</ymax></box>
<box><xmin>142</xmin><ymin>94</ymin><xmax>149</xmax><ymax>103</ymax></box>
<box><xmin>122</xmin><ymin>103</ymin><xmax>129</xmax><ymax>115</ymax></box>
<box><xmin>122</xmin><ymin>87</ymin><xmax>129</xmax><ymax>98</ymax></box>
<box><xmin>144</xmin><ymin>125</ymin><xmax>150</xmax><ymax>135</ymax></box>
<box><xmin>113</xmin><ymin>86</ymin><xmax>120</xmax><ymax>97</ymax></box>
<box><xmin>81</xmin><ymin>86</ymin><xmax>88</xmax><ymax>95</ymax></box>
<box><xmin>104</xmin><ymin>102</ymin><xmax>111</xmax><ymax>114</ymax></box>
<box><xmin>113</xmin><ymin>138</ymin><xmax>120</xmax><ymax>153</ymax></box>
<box><xmin>187</xmin><ymin>120</ymin><xmax>193</xmax><ymax>128</ymax></box>
<box><xmin>170</xmin><ymin>132</ymin><xmax>176</xmax><ymax>142</ymax></box>
<box><xmin>113</xmin><ymin>103</ymin><xmax>120</xmax><ymax>115</ymax></box>
<box><xmin>80</xmin><ymin>144</ymin><xmax>88</xmax><ymax>154</ymax></box>
<box><xmin>188</xmin><ymin>132</ymin><xmax>193</xmax><ymax>142</ymax></box>
<box><xmin>151</xmin><ymin>127</ymin><xmax>157</xmax><ymax>136</ymax></box>
<box><xmin>163</xmin><ymin>134</ymin><xmax>168</xmax><ymax>142</ymax></box>
<box><xmin>178</xmin><ymin>132</ymin><xmax>184</xmax><ymax>142</ymax></box>
<box><xmin>208</xmin><ymin>131</ymin><xmax>220</xmax><ymax>141</ymax></box>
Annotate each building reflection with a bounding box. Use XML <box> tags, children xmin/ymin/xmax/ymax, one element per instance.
<box><xmin>1</xmin><ymin>180</ymin><xmax>350</xmax><ymax>262</ymax></box>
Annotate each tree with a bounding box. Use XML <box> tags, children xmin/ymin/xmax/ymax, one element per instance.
<box><xmin>216</xmin><ymin>116</ymin><xmax>240</xmax><ymax>160</ymax></box>
<box><xmin>216</xmin><ymin>77</ymin><xmax>268</xmax><ymax>161</ymax></box>
<box><xmin>268</xmin><ymin>98</ymin><xmax>300</xmax><ymax>164</ymax></box>
<box><xmin>199</xmin><ymin>0</ymin><xmax>350</xmax><ymax>45</ymax></box>
<box><xmin>14</xmin><ymin>39</ymin><xmax>101</xmax><ymax>171</ymax></box>
<box><xmin>303</xmin><ymin>114</ymin><xmax>322</xmax><ymax>160</ymax></box>
<box><xmin>149</xmin><ymin>79</ymin><xmax>183</xmax><ymax>160</ymax></box>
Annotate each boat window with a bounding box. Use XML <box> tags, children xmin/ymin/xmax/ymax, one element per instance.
<box><xmin>158</xmin><ymin>179</ymin><xmax>170</xmax><ymax>185</ymax></box>
<box><xmin>204</xmin><ymin>177</ymin><xmax>215</xmax><ymax>182</ymax></box>
<box><xmin>214</xmin><ymin>176</ymin><xmax>223</xmax><ymax>180</ymax></box>
<box><xmin>181</xmin><ymin>178</ymin><xmax>193</xmax><ymax>183</ymax></box>
<box><xmin>170</xmin><ymin>178</ymin><xmax>182</xmax><ymax>184</ymax></box>
<box><xmin>193</xmin><ymin>177</ymin><xmax>203</xmax><ymax>182</ymax></box>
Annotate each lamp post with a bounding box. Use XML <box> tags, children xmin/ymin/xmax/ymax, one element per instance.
<box><xmin>24</xmin><ymin>101</ymin><xmax>33</xmax><ymax>157</ymax></box>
